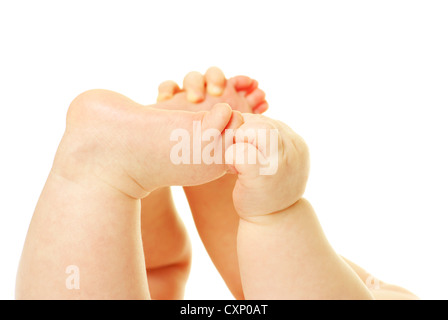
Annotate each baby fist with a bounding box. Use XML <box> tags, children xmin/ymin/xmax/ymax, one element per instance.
<box><xmin>225</xmin><ymin>114</ymin><xmax>310</xmax><ymax>219</ymax></box>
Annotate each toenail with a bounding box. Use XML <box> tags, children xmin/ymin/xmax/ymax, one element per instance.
<box><xmin>187</xmin><ymin>91</ymin><xmax>204</xmax><ymax>102</ymax></box>
<box><xmin>208</xmin><ymin>84</ymin><xmax>224</xmax><ymax>96</ymax></box>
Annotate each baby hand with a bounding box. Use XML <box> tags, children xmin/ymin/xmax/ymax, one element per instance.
<box><xmin>225</xmin><ymin>114</ymin><xmax>310</xmax><ymax>219</ymax></box>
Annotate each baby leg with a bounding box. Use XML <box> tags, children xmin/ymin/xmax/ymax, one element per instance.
<box><xmin>141</xmin><ymin>187</ymin><xmax>191</xmax><ymax>300</ymax></box>
<box><xmin>16</xmin><ymin>171</ymin><xmax>150</xmax><ymax>299</ymax></box>
<box><xmin>16</xmin><ymin>89</ymin><xmax>241</xmax><ymax>299</ymax></box>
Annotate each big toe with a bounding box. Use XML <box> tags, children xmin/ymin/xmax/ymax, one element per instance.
<box><xmin>225</xmin><ymin>110</ymin><xmax>244</xmax><ymax>130</ymax></box>
<box><xmin>202</xmin><ymin>103</ymin><xmax>233</xmax><ymax>132</ymax></box>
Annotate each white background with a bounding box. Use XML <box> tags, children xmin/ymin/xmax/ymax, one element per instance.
<box><xmin>1</xmin><ymin>1</ymin><xmax>447</xmax><ymax>300</ymax></box>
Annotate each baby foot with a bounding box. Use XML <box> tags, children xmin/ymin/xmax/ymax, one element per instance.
<box><xmin>156</xmin><ymin>67</ymin><xmax>269</xmax><ymax>114</ymax></box>
<box><xmin>53</xmin><ymin>89</ymin><xmax>243</xmax><ymax>199</ymax></box>
<box><xmin>151</xmin><ymin>67</ymin><xmax>269</xmax><ymax>299</ymax></box>
<box><xmin>225</xmin><ymin>114</ymin><xmax>310</xmax><ymax>218</ymax></box>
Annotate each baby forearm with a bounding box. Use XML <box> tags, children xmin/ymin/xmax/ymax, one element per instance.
<box><xmin>237</xmin><ymin>198</ymin><xmax>373</xmax><ymax>300</ymax></box>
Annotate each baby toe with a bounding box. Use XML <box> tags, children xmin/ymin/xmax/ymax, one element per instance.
<box><xmin>246</xmin><ymin>88</ymin><xmax>267</xmax><ymax>111</ymax></box>
<box><xmin>183</xmin><ymin>71</ymin><xmax>205</xmax><ymax>103</ymax></box>
<box><xmin>205</xmin><ymin>66</ymin><xmax>226</xmax><ymax>96</ymax></box>
<box><xmin>157</xmin><ymin>80</ymin><xmax>180</xmax><ymax>102</ymax></box>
